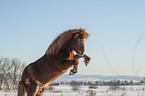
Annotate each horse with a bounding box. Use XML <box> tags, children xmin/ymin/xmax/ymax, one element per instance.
<box><xmin>17</xmin><ymin>28</ymin><xmax>91</xmax><ymax>96</ymax></box>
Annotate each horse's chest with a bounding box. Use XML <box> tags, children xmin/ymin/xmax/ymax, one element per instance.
<box><xmin>66</xmin><ymin>51</ymin><xmax>74</xmax><ymax>60</ymax></box>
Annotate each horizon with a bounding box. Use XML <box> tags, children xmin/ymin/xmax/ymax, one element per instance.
<box><xmin>63</xmin><ymin>73</ymin><xmax>145</xmax><ymax>77</ymax></box>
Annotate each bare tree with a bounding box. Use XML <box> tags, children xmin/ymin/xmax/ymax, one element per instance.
<box><xmin>8</xmin><ymin>58</ymin><xmax>26</xmax><ymax>88</ymax></box>
<box><xmin>0</xmin><ymin>57</ymin><xmax>11</xmax><ymax>89</ymax></box>
<box><xmin>0</xmin><ymin>57</ymin><xmax>26</xmax><ymax>89</ymax></box>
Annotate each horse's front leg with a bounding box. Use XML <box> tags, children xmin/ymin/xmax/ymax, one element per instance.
<box><xmin>62</xmin><ymin>59</ymin><xmax>79</xmax><ymax>76</ymax></box>
<box><xmin>69</xmin><ymin>54</ymin><xmax>82</xmax><ymax>75</ymax></box>
<box><xmin>69</xmin><ymin>63</ymin><xmax>79</xmax><ymax>76</ymax></box>
<box><xmin>69</xmin><ymin>54</ymin><xmax>91</xmax><ymax>75</ymax></box>
<box><xmin>83</xmin><ymin>54</ymin><xmax>91</xmax><ymax>66</ymax></box>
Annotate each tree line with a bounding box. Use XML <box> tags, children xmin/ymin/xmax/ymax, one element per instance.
<box><xmin>51</xmin><ymin>79</ymin><xmax>144</xmax><ymax>87</ymax></box>
<box><xmin>0</xmin><ymin>57</ymin><xmax>26</xmax><ymax>89</ymax></box>
<box><xmin>49</xmin><ymin>79</ymin><xmax>145</xmax><ymax>91</ymax></box>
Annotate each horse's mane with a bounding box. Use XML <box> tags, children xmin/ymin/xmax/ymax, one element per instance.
<box><xmin>47</xmin><ymin>28</ymin><xmax>89</xmax><ymax>55</ymax></box>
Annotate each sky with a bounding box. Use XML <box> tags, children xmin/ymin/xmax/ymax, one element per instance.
<box><xmin>0</xmin><ymin>0</ymin><xmax>145</xmax><ymax>76</ymax></box>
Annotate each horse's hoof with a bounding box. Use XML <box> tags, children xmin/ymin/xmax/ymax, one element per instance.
<box><xmin>69</xmin><ymin>73</ymin><xmax>72</xmax><ymax>76</ymax></box>
<box><xmin>69</xmin><ymin>71</ymin><xmax>73</xmax><ymax>76</ymax></box>
<box><xmin>85</xmin><ymin>61</ymin><xmax>88</xmax><ymax>66</ymax></box>
<box><xmin>69</xmin><ymin>72</ymin><xmax>74</xmax><ymax>76</ymax></box>
<box><xmin>69</xmin><ymin>70</ymin><xmax>76</xmax><ymax>76</ymax></box>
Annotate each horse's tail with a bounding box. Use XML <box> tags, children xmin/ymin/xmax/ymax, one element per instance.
<box><xmin>17</xmin><ymin>81</ymin><xmax>26</xmax><ymax>96</ymax></box>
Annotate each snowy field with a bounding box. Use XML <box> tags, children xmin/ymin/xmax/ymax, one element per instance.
<box><xmin>1</xmin><ymin>85</ymin><xmax>145</xmax><ymax>96</ymax></box>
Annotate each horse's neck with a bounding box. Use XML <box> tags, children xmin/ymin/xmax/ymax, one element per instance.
<box><xmin>56</xmin><ymin>48</ymin><xmax>73</xmax><ymax>60</ymax></box>
<box><xmin>44</xmin><ymin>46</ymin><xmax>74</xmax><ymax>62</ymax></box>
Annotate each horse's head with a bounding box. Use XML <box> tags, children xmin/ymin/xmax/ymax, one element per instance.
<box><xmin>47</xmin><ymin>28</ymin><xmax>89</xmax><ymax>55</ymax></box>
<box><xmin>70</xmin><ymin>28</ymin><xmax>89</xmax><ymax>55</ymax></box>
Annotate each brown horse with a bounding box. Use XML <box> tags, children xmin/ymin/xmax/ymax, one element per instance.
<box><xmin>17</xmin><ymin>28</ymin><xmax>91</xmax><ymax>96</ymax></box>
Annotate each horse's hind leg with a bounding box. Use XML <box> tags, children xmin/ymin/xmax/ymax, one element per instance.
<box><xmin>36</xmin><ymin>86</ymin><xmax>45</xmax><ymax>96</ymax></box>
<box><xmin>26</xmin><ymin>84</ymin><xmax>39</xmax><ymax>96</ymax></box>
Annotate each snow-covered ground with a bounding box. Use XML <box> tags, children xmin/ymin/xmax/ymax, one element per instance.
<box><xmin>1</xmin><ymin>85</ymin><xmax>145</xmax><ymax>96</ymax></box>
<box><xmin>1</xmin><ymin>91</ymin><xmax>145</xmax><ymax>96</ymax></box>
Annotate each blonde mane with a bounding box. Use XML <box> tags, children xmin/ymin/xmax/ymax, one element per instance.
<box><xmin>47</xmin><ymin>28</ymin><xmax>89</xmax><ymax>55</ymax></box>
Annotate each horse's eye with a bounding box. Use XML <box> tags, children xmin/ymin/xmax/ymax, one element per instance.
<box><xmin>80</xmin><ymin>39</ymin><xmax>83</xmax><ymax>42</ymax></box>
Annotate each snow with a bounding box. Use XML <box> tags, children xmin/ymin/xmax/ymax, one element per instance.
<box><xmin>1</xmin><ymin>85</ymin><xmax>145</xmax><ymax>96</ymax></box>
<box><xmin>0</xmin><ymin>91</ymin><xmax>16</xmax><ymax>96</ymax></box>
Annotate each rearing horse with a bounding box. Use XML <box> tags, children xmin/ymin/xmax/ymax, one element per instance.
<box><xmin>18</xmin><ymin>28</ymin><xmax>91</xmax><ymax>96</ymax></box>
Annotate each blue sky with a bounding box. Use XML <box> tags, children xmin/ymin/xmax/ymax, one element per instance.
<box><xmin>0</xmin><ymin>0</ymin><xmax>145</xmax><ymax>76</ymax></box>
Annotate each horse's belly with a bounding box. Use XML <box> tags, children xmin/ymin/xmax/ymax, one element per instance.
<box><xmin>37</xmin><ymin>71</ymin><xmax>63</xmax><ymax>85</ymax></box>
